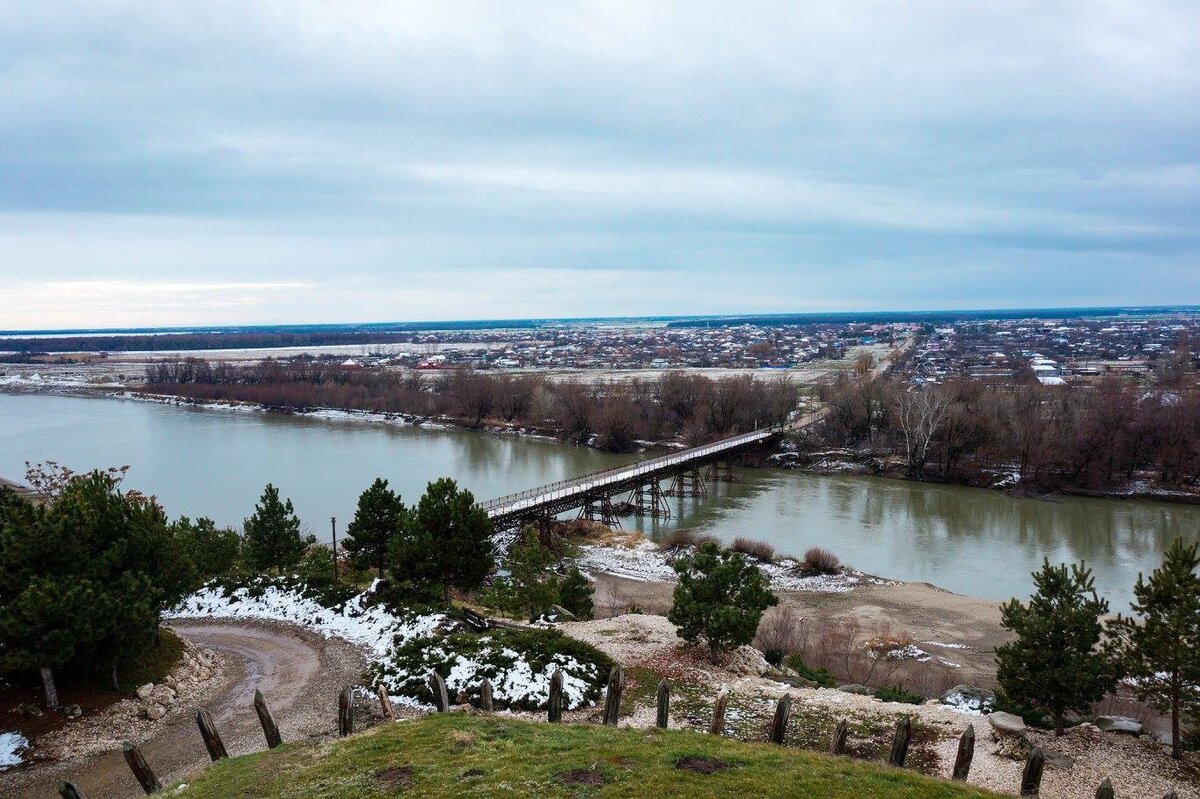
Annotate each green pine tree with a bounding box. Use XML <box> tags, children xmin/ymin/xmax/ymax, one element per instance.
<box><xmin>344</xmin><ymin>478</ymin><xmax>406</xmax><ymax>577</ymax></box>
<box><xmin>390</xmin><ymin>478</ymin><xmax>493</xmax><ymax>603</ymax></box>
<box><xmin>1111</xmin><ymin>537</ymin><xmax>1200</xmax><ymax>758</ymax></box>
<box><xmin>558</xmin><ymin>567</ymin><xmax>595</xmax><ymax>620</ymax></box>
<box><xmin>996</xmin><ymin>559</ymin><xmax>1120</xmax><ymax>734</ymax></box>
<box><xmin>243</xmin><ymin>484</ymin><xmax>313</xmax><ymax>573</ymax></box>
<box><xmin>668</xmin><ymin>541</ymin><xmax>778</xmax><ymax>663</ymax></box>
<box><xmin>482</xmin><ymin>527</ymin><xmax>559</xmax><ymax>620</ymax></box>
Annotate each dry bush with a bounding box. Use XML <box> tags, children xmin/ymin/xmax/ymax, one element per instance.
<box><xmin>754</xmin><ymin>605</ymin><xmax>803</xmax><ymax>657</ymax></box>
<box><xmin>659</xmin><ymin>530</ymin><xmax>718</xmax><ymax>552</ymax></box>
<box><xmin>731</xmin><ymin>537</ymin><xmax>776</xmax><ymax>563</ymax></box>
<box><xmin>800</xmin><ymin>547</ymin><xmax>840</xmax><ymax>575</ymax></box>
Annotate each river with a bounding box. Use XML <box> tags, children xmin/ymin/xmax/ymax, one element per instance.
<box><xmin>2</xmin><ymin>392</ymin><xmax>1197</xmax><ymax>608</ymax></box>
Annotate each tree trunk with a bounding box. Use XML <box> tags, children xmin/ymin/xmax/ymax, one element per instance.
<box><xmin>41</xmin><ymin>665</ymin><xmax>60</xmax><ymax>710</ymax></box>
<box><xmin>1171</xmin><ymin>689</ymin><xmax>1181</xmax><ymax>760</ymax></box>
<box><xmin>1054</xmin><ymin>712</ymin><xmax>1065</xmax><ymax>736</ymax></box>
<box><xmin>111</xmin><ymin>663</ymin><xmax>120</xmax><ymax>692</ymax></box>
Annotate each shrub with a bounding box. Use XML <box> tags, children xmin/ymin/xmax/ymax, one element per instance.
<box><xmin>785</xmin><ymin>655</ymin><xmax>837</xmax><ymax>688</ymax></box>
<box><xmin>557</xmin><ymin>568</ymin><xmax>595</xmax><ymax>620</ymax></box>
<box><xmin>368</xmin><ymin>626</ymin><xmax>613</xmax><ymax>710</ymax></box>
<box><xmin>659</xmin><ymin>529</ymin><xmax>717</xmax><ymax>552</ymax></box>
<box><xmin>874</xmin><ymin>684</ymin><xmax>923</xmax><ymax>704</ymax></box>
<box><xmin>801</xmin><ymin>547</ymin><xmax>840</xmax><ymax>575</ymax></box>
<box><xmin>731</xmin><ymin>537</ymin><xmax>775</xmax><ymax>563</ymax></box>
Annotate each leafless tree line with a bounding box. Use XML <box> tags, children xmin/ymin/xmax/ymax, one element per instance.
<box><xmin>815</xmin><ymin>373</ymin><xmax>1200</xmax><ymax>488</ymax></box>
<box><xmin>144</xmin><ymin>360</ymin><xmax>801</xmax><ymax>452</ymax></box>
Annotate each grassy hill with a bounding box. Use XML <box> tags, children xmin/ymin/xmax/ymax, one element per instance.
<box><xmin>176</xmin><ymin>713</ymin><xmax>1004</xmax><ymax>799</ymax></box>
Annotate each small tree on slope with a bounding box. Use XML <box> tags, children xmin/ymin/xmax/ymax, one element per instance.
<box><xmin>1111</xmin><ymin>537</ymin><xmax>1200</xmax><ymax>759</ymax></box>
<box><xmin>390</xmin><ymin>478</ymin><xmax>493</xmax><ymax>603</ymax></box>
<box><xmin>995</xmin><ymin>559</ymin><xmax>1119</xmax><ymax>735</ymax></box>
<box><xmin>668</xmin><ymin>541</ymin><xmax>777</xmax><ymax>664</ymax></box>
<box><xmin>344</xmin><ymin>478</ymin><xmax>407</xmax><ymax>577</ymax></box>
<box><xmin>243</xmin><ymin>484</ymin><xmax>313</xmax><ymax>573</ymax></box>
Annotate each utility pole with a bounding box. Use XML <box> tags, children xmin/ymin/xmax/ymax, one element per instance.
<box><xmin>330</xmin><ymin>516</ymin><xmax>339</xmax><ymax>583</ymax></box>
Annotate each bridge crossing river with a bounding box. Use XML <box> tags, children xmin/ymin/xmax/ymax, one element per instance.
<box><xmin>481</xmin><ymin>426</ymin><xmax>783</xmax><ymax>532</ymax></box>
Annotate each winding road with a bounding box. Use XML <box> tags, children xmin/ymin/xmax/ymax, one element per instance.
<box><xmin>6</xmin><ymin>620</ymin><xmax>369</xmax><ymax>799</ymax></box>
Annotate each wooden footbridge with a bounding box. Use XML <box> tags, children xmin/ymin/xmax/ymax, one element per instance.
<box><xmin>481</xmin><ymin>425</ymin><xmax>784</xmax><ymax>532</ymax></box>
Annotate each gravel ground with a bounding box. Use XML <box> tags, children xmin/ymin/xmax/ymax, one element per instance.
<box><xmin>4</xmin><ymin>619</ymin><xmax>371</xmax><ymax>799</ymax></box>
<box><xmin>560</xmin><ymin>614</ymin><xmax>1199</xmax><ymax>799</ymax></box>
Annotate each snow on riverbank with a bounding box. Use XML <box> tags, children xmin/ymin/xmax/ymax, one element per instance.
<box><xmin>575</xmin><ymin>541</ymin><xmax>860</xmax><ymax>593</ymax></box>
<box><xmin>0</xmin><ymin>731</ymin><xmax>28</xmax><ymax>771</ymax></box>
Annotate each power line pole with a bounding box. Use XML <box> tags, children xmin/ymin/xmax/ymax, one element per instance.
<box><xmin>330</xmin><ymin>516</ymin><xmax>339</xmax><ymax>583</ymax></box>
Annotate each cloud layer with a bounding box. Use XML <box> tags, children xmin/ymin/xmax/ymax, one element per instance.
<box><xmin>1</xmin><ymin>1</ymin><xmax>1197</xmax><ymax>327</ymax></box>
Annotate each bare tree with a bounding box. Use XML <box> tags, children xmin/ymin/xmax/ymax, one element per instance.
<box><xmin>896</xmin><ymin>387</ymin><xmax>951</xmax><ymax>477</ymax></box>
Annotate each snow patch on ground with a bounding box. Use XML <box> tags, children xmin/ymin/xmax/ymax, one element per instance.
<box><xmin>940</xmin><ymin>691</ymin><xmax>992</xmax><ymax>714</ymax></box>
<box><xmin>576</xmin><ymin>543</ymin><xmax>858</xmax><ymax>593</ymax></box>
<box><xmin>0</xmin><ymin>731</ymin><xmax>28</xmax><ymax>770</ymax></box>
<box><xmin>168</xmin><ymin>581</ymin><xmax>444</xmax><ymax>661</ymax></box>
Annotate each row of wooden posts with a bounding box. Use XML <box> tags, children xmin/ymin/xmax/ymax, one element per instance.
<box><xmin>57</xmin><ymin>666</ymin><xmax>1178</xmax><ymax>799</ymax></box>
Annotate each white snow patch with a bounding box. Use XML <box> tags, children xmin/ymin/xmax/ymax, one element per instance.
<box><xmin>922</xmin><ymin>641</ymin><xmax>971</xmax><ymax>650</ymax></box>
<box><xmin>940</xmin><ymin>691</ymin><xmax>993</xmax><ymax>714</ymax></box>
<box><xmin>0</xmin><ymin>731</ymin><xmax>28</xmax><ymax>770</ymax></box>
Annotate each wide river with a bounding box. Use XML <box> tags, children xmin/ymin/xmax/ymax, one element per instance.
<box><xmin>2</xmin><ymin>392</ymin><xmax>1198</xmax><ymax>609</ymax></box>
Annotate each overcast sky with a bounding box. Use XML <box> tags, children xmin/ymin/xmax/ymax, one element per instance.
<box><xmin>1</xmin><ymin>1</ymin><xmax>1198</xmax><ymax>329</ymax></box>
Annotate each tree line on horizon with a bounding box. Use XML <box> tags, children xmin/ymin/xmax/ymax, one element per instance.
<box><xmin>143</xmin><ymin>359</ymin><xmax>801</xmax><ymax>452</ymax></box>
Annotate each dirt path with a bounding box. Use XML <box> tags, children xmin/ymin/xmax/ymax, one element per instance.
<box><xmin>5</xmin><ymin>620</ymin><xmax>368</xmax><ymax>799</ymax></box>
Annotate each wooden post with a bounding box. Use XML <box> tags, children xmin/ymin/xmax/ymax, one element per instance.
<box><xmin>548</xmin><ymin>669</ymin><xmax>564</xmax><ymax>723</ymax></box>
<box><xmin>376</xmin><ymin>684</ymin><xmax>395</xmax><ymax>721</ymax></box>
<box><xmin>709</xmin><ymin>689</ymin><xmax>729</xmax><ymax>736</ymax></box>
<box><xmin>1020</xmin><ymin>747</ymin><xmax>1045</xmax><ymax>797</ymax></box>
<box><xmin>1095</xmin><ymin>778</ymin><xmax>1114</xmax><ymax>799</ymax></box>
<box><xmin>428</xmin><ymin>671</ymin><xmax>449</xmax><ymax>713</ymax></box>
<box><xmin>952</xmin><ymin>724</ymin><xmax>974</xmax><ymax>781</ymax></box>
<box><xmin>338</xmin><ymin>684</ymin><xmax>354</xmax><ymax>737</ymax></box>
<box><xmin>57</xmin><ymin>782</ymin><xmax>88</xmax><ymax>799</ymax></box>
<box><xmin>1163</xmin><ymin>792</ymin><xmax>1179</xmax><ymax>799</ymax></box>
<box><xmin>479</xmin><ymin>679</ymin><xmax>494</xmax><ymax>713</ymax></box>
<box><xmin>655</xmin><ymin>680</ymin><xmax>670</xmax><ymax>729</ymax></box>
<box><xmin>830</xmin><ymin>719</ymin><xmax>849</xmax><ymax>756</ymax></box>
<box><xmin>195</xmin><ymin>708</ymin><xmax>228</xmax><ymax>761</ymax></box>
<box><xmin>888</xmin><ymin>715</ymin><xmax>912</xmax><ymax>768</ymax></box>
<box><xmin>602</xmin><ymin>666</ymin><xmax>623</xmax><ymax>725</ymax></box>
<box><xmin>122</xmin><ymin>741</ymin><xmax>161</xmax><ymax>795</ymax></box>
<box><xmin>768</xmin><ymin>694</ymin><xmax>792</xmax><ymax>744</ymax></box>
<box><xmin>254</xmin><ymin>689</ymin><xmax>282</xmax><ymax>749</ymax></box>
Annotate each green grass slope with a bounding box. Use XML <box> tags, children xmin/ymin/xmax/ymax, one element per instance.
<box><xmin>177</xmin><ymin>713</ymin><xmax>1004</xmax><ymax>799</ymax></box>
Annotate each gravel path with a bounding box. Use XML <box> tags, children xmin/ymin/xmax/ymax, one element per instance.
<box><xmin>4</xmin><ymin>619</ymin><xmax>369</xmax><ymax>799</ymax></box>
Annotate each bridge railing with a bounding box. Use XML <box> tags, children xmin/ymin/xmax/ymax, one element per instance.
<box><xmin>482</xmin><ymin>427</ymin><xmax>777</xmax><ymax>517</ymax></box>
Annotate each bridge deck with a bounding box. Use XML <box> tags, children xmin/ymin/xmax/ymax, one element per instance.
<box><xmin>482</xmin><ymin>427</ymin><xmax>779</xmax><ymax>531</ymax></box>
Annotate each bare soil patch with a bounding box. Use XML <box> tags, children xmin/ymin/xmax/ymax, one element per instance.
<box><xmin>675</xmin><ymin>755</ymin><xmax>730</xmax><ymax>773</ymax></box>
<box><xmin>374</xmin><ymin>765</ymin><xmax>413</xmax><ymax>786</ymax></box>
<box><xmin>559</xmin><ymin>767</ymin><xmax>608</xmax><ymax>785</ymax></box>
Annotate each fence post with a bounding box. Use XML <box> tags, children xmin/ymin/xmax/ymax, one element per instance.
<box><xmin>122</xmin><ymin>741</ymin><xmax>161</xmax><ymax>795</ymax></box>
<box><xmin>57</xmin><ymin>782</ymin><xmax>88</xmax><ymax>799</ymax></box>
<box><xmin>830</xmin><ymin>719</ymin><xmax>849</xmax><ymax>756</ymax></box>
<box><xmin>1163</xmin><ymin>792</ymin><xmax>1179</xmax><ymax>799</ymax></box>
<box><xmin>196</xmin><ymin>708</ymin><xmax>228</xmax><ymax>761</ymax></box>
<box><xmin>479</xmin><ymin>679</ymin><xmax>494</xmax><ymax>713</ymax></box>
<box><xmin>254</xmin><ymin>689</ymin><xmax>283</xmax><ymax>749</ymax></box>
<box><xmin>768</xmin><ymin>694</ymin><xmax>792</xmax><ymax>744</ymax></box>
<box><xmin>548</xmin><ymin>670</ymin><xmax>564</xmax><ymax>723</ymax></box>
<box><xmin>376</xmin><ymin>684</ymin><xmax>395</xmax><ymax>721</ymax></box>
<box><xmin>602</xmin><ymin>666</ymin><xmax>623</xmax><ymax>725</ymax></box>
<box><xmin>1095</xmin><ymin>778</ymin><xmax>1114</xmax><ymax>799</ymax></box>
<box><xmin>338</xmin><ymin>685</ymin><xmax>354</xmax><ymax>737</ymax></box>
<box><xmin>428</xmin><ymin>672</ymin><xmax>449</xmax><ymax>713</ymax></box>
<box><xmin>655</xmin><ymin>680</ymin><xmax>670</xmax><ymax>729</ymax></box>
<box><xmin>952</xmin><ymin>723</ymin><xmax>974</xmax><ymax>780</ymax></box>
<box><xmin>888</xmin><ymin>715</ymin><xmax>912</xmax><ymax>768</ymax></box>
<box><xmin>1020</xmin><ymin>747</ymin><xmax>1045</xmax><ymax>797</ymax></box>
<box><xmin>709</xmin><ymin>689</ymin><xmax>729</xmax><ymax>736</ymax></box>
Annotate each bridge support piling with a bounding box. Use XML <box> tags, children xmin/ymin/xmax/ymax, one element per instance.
<box><xmin>630</xmin><ymin>480</ymin><xmax>671</xmax><ymax>519</ymax></box>
<box><xmin>578</xmin><ymin>496</ymin><xmax>622</xmax><ymax>529</ymax></box>
<box><xmin>706</xmin><ymin>461</ymin><xmax>739</xmax><ymax>483</ymax></box>
<box><xmin>665</xmin><ymin>468</ymin><xmax>707</xmax><ymax>498</ymax></box>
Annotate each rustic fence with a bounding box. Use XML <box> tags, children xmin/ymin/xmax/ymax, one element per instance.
<box><xmin>56</xmin><ymin>666</ymin><xmax>1178</xmax><ymax>799</ymax></box>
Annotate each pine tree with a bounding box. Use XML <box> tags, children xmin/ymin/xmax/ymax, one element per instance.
<box><xmin>558</xmin><ymin>567</ymin><xmax>595</xmax><ymax>620</ymax></box>
<box><xmin>995</xmin><ymin>559</ymin><xmax>1120</xmax><ymax>734</ymax></box>
<box><xmin>1111</xmin><ymin>538</ymin><xmax>1200</xmax><ymax>759</ymax></box>
<box><xmin>343</xmin><ymin>478</ymin><xmax>406</xmax><ymax>577</ymax></box>
<box><xmin>668</xmin><ymin>541</ymin><xmax>777</xmax><ymax>663</ymax></box>
<box><xmin>390</xmin><ymin>478</ymin><xmax>493</xmax><ymax>602</ymax></box>
<box><xmin>482</xmin><ymin>527</ymin><xmax>559</xmax><ymax>619</ymax></box>
<box><xmin>243</xmin><ymin>484</ymin><xmax>313</xmax><ymax>573</ymax></box>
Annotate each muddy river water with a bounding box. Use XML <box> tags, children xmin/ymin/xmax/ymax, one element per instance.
<box><xmin>2</xmin><ymin>392</ymin><xmax>1197</xmax><ymax>608</ymax></box>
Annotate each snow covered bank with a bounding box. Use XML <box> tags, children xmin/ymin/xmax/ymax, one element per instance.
<box><xmin>0</xmin><ymin>731</ymin><xmax>28</xmax><ymax>771</ymax></box>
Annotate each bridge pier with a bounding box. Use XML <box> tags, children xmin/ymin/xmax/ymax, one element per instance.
<box><xmin>629</xmin><ymin>480</ymin><xmax>672</xmax><ymax>519</ymax></box>
<box><xmin>578</xmin><ymin>495</ymin><xmax>623</xmax><ymax>529</ymax></box>
<box><xmin>705</xmin><ymin>461</ymin><xmax>739</xmax><ymax>483</ymax></box>
<box><xmin>665</xmin><ymin>468</ymin><xmax>707</xmax><ymax>498</ymax></box>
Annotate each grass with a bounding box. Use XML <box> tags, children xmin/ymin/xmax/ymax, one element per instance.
<box><xmin>176</xmin><ymin>713</ymin><xmax>1005</xmax><ymax>799</ymax></box>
